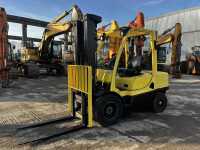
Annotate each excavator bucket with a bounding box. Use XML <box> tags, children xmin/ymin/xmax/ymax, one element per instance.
<box><xmin>109</xmin><ymin>20</ymin><xmax>119</xmax><ymax>32</ymax></box>
<box><xmin>128</xmin><ymin>11</ymin><xmax>145</xmax><ymax>29</ymax></box>
<box><xmin>192</xmin><ymin>66</ymin><xmax>196</xmax><ymax>75</ymax></box>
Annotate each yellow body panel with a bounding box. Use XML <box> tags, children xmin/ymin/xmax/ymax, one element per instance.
<box><xmin>96</xmin><ymin>68</ymin><xmax>169</xmax><ymax>97</ymax></box>
<box><xmin>154</xmin><ymin>71</ymin><xmax>169</xmax><ymax>89</ymax></box>
<box><xmin>116</xmin><ymin>72</ymin><xmax>152</xmax><ymax>91</ymax></box>
<box><xmin>20</xmin><ymin>47</ymin><xmax>39</xmax><ymax>63</ymax></box>
<box><xmin>96</xmin><ymin>69</ymin><xmax>112</xmax><ymax>83</ymax></box>
<box><xmin>120</xmin><ymin>71</ymin><xmax>168</xmax><ymax>93</ymax></box>
<box><xmin>68</xmin><ymin>65</ymin><xmax>93</xmax><ymax>127</ymax></box>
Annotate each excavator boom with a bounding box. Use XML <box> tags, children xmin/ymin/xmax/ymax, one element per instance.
<box><xmin>20</xmin><ymin>5</ymin><xmax>84</xmax><ymax>78</ymax></box>
<box><xmin>39</xmin><ymin>5</ymin><xmax>83</xmax><ymax>60</ymax></box>
<box><xmin>51</xmin><ymin>5</ymin><xmax>83</xmax><ymax>23</ymax></box>
<box><xmin>156</xmin><ymin>23</ymin><xmax>182</xmax><ymax>78</ymax></box>
<box><xmin>156</xmin><ymin>34</ymin><xmax>173</xmax><ymax>46</ymax></box>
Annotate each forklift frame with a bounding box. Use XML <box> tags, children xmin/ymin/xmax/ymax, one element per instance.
<box><xmin>68</xmin><ymin>65</ymin><xmax>93</xmax><ymax>127</ymax></box>
<box><xmin>111</xmin><ymin>29</ymin><xmax>158</xmax><ymax>96</ymax></box>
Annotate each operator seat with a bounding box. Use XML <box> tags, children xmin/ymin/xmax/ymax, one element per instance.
<box><xmin>118</xmin><ymin>55</ymin><xmax>142</xmax><ymax>77</ymax></box>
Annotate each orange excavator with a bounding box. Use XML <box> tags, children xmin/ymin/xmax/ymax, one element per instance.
<box><xmin>0</xmin><ymin>7</ymin><xmax>9</xmax><ymax>88</ymax></box>
<box><xmin>128</xmin><ymin>11</ymin><xmax>145</xmax><ymax>59</ymax></box>
<box><xmin>128</xmin><ymin>11</ymin><xmax>144</xmax><ymax>28</ymax></box>
<box><xmin>186</xmin><ymin>46</ymin><xmax>200</xmax><ymax>75</ymax></box>
<box><xmin>97</xmin><ymin>11</ymin><xmax>145</xmax><ymax>66</ymax></box>
<box><xmin>98</xmin><ymin>12</ymin><xmax>182</xmax><ymax>78</ymax></box>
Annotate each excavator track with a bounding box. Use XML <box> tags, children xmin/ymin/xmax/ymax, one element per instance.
<box><xmin>15</xmin><ymin>115</ymin><xmax>84</xmax><ymax>145</ymax></box>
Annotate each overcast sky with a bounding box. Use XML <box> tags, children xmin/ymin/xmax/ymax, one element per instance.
<box><xmin>1</xmin><ymin>0</ymin><xmax>200</xmax><ymax>39</ymax></box>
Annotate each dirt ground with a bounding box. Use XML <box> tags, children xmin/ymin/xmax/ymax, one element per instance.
<box><xmin>0</xmin><ymin>75</ymin><xmax>200</xmax><ymax>150</ymax></box>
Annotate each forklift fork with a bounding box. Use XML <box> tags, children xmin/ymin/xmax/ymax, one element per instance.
<box><xmin>16</xmin><ymin>65</ymin><xmax>93</xmax><ymax>145</ymax></box>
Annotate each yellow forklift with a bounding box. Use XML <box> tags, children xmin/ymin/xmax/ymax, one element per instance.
<box><xmin>16</xmin><ymin>6</ymin><xmax>169</xmax><ymax>144</ymax></box>
<box><xmin>16</xmin><ymin>7</ymin><xmax>102</xmax><ymax>145</ymax></box>
<box><xmin>68</xmin><ymin>28</ymin><xmax>169</xmax><ymax>127</ymax></box>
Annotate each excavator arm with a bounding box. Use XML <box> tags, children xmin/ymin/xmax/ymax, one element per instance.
<box><xmin>39</xmin><ymin>22</ymin><xmax>72</xmax><ymax>56</ymax></box>
<box><xmin>156</xmin><ymin>34</ymin><xmax>173</xmax><ymax>46</ymax></box>
<box><xmin>97</xmin><ymin>20</ymin><xmax>121</xmax><ymax>59</ymax></box>
<box><xmin>156</xmin><ymin>23</ymin><xmax>182</xmax><ymax>78</ymax></box>
<box><xmin>39</xmin><ymin>5</ymin><xmax>83</xmax><ymax>59</ymax></box>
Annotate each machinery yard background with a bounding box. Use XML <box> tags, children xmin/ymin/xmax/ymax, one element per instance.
<box><xmin>1</xmin><ymin>76</ymin><xmax>200</xmax><ymax>149</ymax></box>
<box><xmin>146</xmin><ymin>6</ymin><xmax>200</xmax><ymax>61</ymax></box>
<box><xmin>1</xmin><ymin>1</ymin><xmax>200</xmax><ymax>150</ymax></box>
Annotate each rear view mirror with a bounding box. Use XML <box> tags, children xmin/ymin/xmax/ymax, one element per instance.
<box><xmin>154</xmin><ymin>40</ymin><xmax>158</xmax><ymax>50</ymax></box>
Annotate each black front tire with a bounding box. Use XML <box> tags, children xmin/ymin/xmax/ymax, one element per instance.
<box><xmin>152</xmin><ymin>92</ymin><xmax>167</xmax><ymax>113</ymax></box>
<box><xmin>94</xmin><ymin>94</ymin><xmax>123</xmax><ymax>126</ymax></box>
<box><xmin>24</xmin><ymin>63</ymin><xmax>40</xmax><ymax>78</ymax></box>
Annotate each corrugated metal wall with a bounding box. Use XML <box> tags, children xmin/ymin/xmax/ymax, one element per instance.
<box><xmin>145</xmin><ymin>7</ymin><xmax>200</xmax><ymax>61</ymax></box>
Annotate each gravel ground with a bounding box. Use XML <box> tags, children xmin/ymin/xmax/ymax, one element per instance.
<box><xmin>0</xmin><ymin>75</ymin><xmax>200</xmax><ymax>150</ymax></box>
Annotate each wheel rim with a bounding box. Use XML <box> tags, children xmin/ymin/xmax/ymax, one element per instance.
<box><xmin>104</xmin><ymin>103</ymin><xmax>116</xmax><ymax>119</ymax></box>
<box><xmin>156</xmin><ymin>98</ymin><xmax>165</xmax><ymax>109</ymax></box>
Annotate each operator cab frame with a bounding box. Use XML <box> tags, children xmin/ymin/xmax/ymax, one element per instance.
<box><xmin>94</xmin><ymin>28</ymin><xmax>169</xmax><ymax>126</ymax></box>
<box><xmin>97</xmin><ymin>28</ymin><xmax>168</xmax><ymax>96</ymax></box>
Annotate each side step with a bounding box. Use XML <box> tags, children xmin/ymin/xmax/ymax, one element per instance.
<box><xmin>15</xmin><ymin>115</ymin><xmax>83</xmax><ymax>145</ymax></box>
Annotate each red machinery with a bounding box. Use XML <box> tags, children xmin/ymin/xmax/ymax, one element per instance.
<box><xmin>128</xmin><ymin>12</ymin><xmax>145</xmax><ymax>61</ymax></box>
<box><xmin>128</xmin><ymin>11</ymin><xmax>145</xmax><ymax>29</ymax></box>
<box><xmin>0</xmin><ymin>7</ymin><xmax>9</xmax><ymax>88</ymax></box>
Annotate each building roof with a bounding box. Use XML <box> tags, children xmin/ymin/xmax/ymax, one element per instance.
<box><xmin>145</xmin><ymin>7</ymin><xmax>200</xmax><ymax>60</ymax></box>
<box><xmin>146</xmin><ymin>6</ymin><xmax>200</xmax><ymax>21</ymax></box>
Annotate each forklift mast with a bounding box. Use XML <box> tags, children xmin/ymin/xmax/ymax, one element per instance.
<box><xmin>67</xmin><ymin>14</ymin><xmax>101</xmax><ymax>128</ymax></box>
<box><xmin>75</xmin><ymin>14</ymin><xmax>101</xmax><ymax>66</ymax></box>
<box><xmin>39</xmin><ymin>5</ymin><xmax>83</xmax><ymax>62</ymax></box>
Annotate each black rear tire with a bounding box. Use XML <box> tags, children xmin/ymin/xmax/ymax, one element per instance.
<box><xmin>24</xmin><ymin>63</ymin><xmax>39</xmax><ymax>78</ymax></box>
<box><xmin>1</xmin><ymin>80</ymin><xmax>9</xmax><ymax>88</ymax></box>
<box><xmin>94</xmin><ymin>94</ymin><xmax>123</xmax><ymax>126</ymax></box>
<box><xmin>152</xmin><ymin>92</ymin><xmax>167</xmax><ymax>113</ymax></box>
<box><xmin>56</xmin><ymin>65</ymin><xmax>64</xmax><ymax>76</ymax></box>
